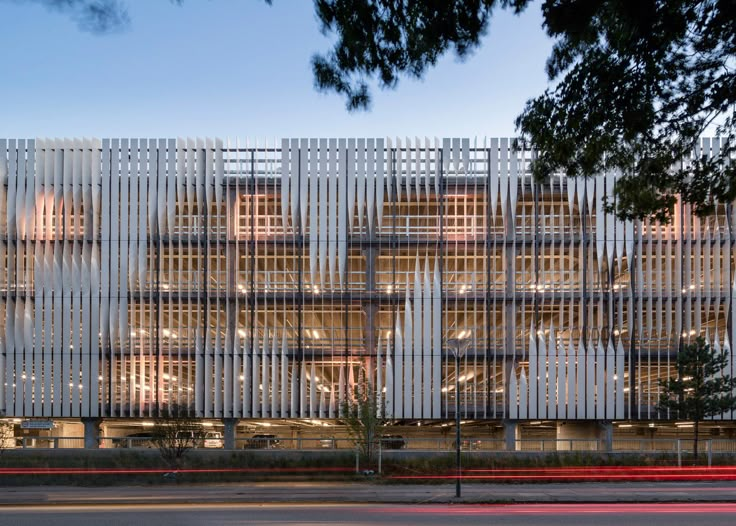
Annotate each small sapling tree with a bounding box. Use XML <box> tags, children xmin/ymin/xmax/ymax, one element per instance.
<box><xmin>658</xmin><ymin>337</ymin><xmax>736</xmax><ymax>460</ymax></box>
<box><xmin>152</xmin><ymin>403</ymin><xmax>205</xmax><ymax>469</ymax></box>
<box><xmin>341</xmin><ymin>383</ymin><xmax>383</xmax><ymax>467</ymax></box>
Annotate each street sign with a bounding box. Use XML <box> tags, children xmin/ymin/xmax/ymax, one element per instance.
<box><xmin>20</xmin><ymin>420</ymin><xmax>54</xmax><ymax>430</ymax></box>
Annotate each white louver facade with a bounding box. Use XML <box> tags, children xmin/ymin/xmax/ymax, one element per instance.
<box><xmin>0</xmin><ymin>137</ymin><xmax>734</xmax><ymax>422</ymax></box>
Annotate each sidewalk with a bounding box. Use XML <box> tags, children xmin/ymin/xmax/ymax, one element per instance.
<box><xmin>1</xmin><ymin>481</ymin><xmax>736</xmax><ymax>505</ymax></box>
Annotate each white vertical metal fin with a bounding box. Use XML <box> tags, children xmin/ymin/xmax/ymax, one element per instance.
<box><xmin>413</xmin><ymin>256</ymin><xmax>422</xmax><ymax>417</ymax></box>
<box><xmin>338</xmin><ymin>138</ymin><xmax>348</xmax><ymax>289</ymax></box>
<box><xmin>585</xmin><ymin>340</ymin><xmax>595</xmax><ymax>420</ymax></box>
<box><xmin>271</xmin><ymin>329</ymin><xmax>279</xmax><ymax>418</ymax></box>
<box><xmin>498</xmin><ymin>137</ymin><xmax>509</xmax><ymax>222</ymax></box>
<box><xmin>432</xmin><ymin>258</ymin><xmax>442</xmax><ymax>418</ymax></box>
<box><xmin>124</xmin><ymin>140</ymin><xmax>137</xmax><ymax>301</ymax></box>
<box><xmin>528</xmin><ymin>327</ymin><xmax>538</xmax><ymax>419</ymax></box>
<box><xmin>423</xmin><ymin>137</ymin><xmax>431</xmax><ymax>201</ymax></box>
<box><xmin>546</xmin><ymin>326</ymin><xmax>557</xmax><ymax>419</ymax></box>
<box><xmin>385</xmin><ymin>339</ymin><xmax>394</xmax><ymax>418</ymax></box>
<box><xmin>557</xmin><ymin>336</ymin><xmax>567</xmax><ymax>419</ymax></box>
<box><xmin>566</xmin><ymin>173</ymin><xmax>576</xmax><ymax>216</ymax></box>
<box><xmin>489</xmin><ymin>138</ymin><xmax>499</xmax><ymax>219</ymax></box>
<box><xmin>103</xmin><ymin>139</ymin><xmax>116</xmax><ymax>416</ymax></box>
<box><xmin>338</xmin><ymin>364</ymin><xmax>346</xmax><ymax>418</ymax></box>
<box><xmin>595</xmin><ymin>174</ymin><xmax>606</xmax><ymax>276</ymax></box>
<box><xmin>329</xmin><ymin>381</ymin><xmax>336</xmax><ymax>419</ymax></box>
<box><xmin>376</xmin><ymin>334</ymin><xmax>383</xmax><ymax>415</ymax></box>
<box><xmin>346</xmin><ymin>138</ymin><xmax>356</xmax><ymax>233</ymax></box>
<box><xmin>567</xmin><ymin>337</ymin><xmax>576</xmax><ymax>420</ymax></box>
<box><xmin>395</xmin><ymin>137</ymin><xmax>403</xmax><ymax>203</ymax></box>
<box><xmin>280</xmin><ymin>138</ymin><xmax>291</xmax><ymax>231</ymax></box>
<box><xmin>615</xmin><ymin>339</ymin><xmax>625</xmax><ymax>419</ymax></box>
<box><xmin>356</xmin><ymin>139</ymin><xmax>367</xmax><ymax>231</ymax></box>
<box><xmin>595</xmin><ymin>340</ymin><xmax>605</xmax><ymax>419</ymax></box>
<box><xmin>318</xmin><ymin>379</ymin><xmax>326</xmax><ymax>419</ymax></box>
<box><xmin>299</xmin><ymin>360</ymin><xmax>307</xmax><ymax>418</ymax></box>
<box><xmin>309</xmin><ymin>138</ymin><xmax>319</xmax><ymax>288</ymax></box>
<box><xmin>318</xmin><ymin>139</ymin><xmax>328</xmax><ymax>290</ymax></box>
<box><xmin>308</xmin><ymin>361</ymin><xmax>316</xmax><ymax>418</ymax></box>
<box><xmin>251</xmin><ymin>334</ymin><xmax>260</xmax><ymax>417</ymax></box>
<box><xmin>403</xmin><ymin>291</ymin><xmax>413</xmax><ymax>418</ymax></box>
<box><xmin>519</xmin><ymin>368</ymin><xmax>528</xmax><ymax>420</ymax></box>
<box><xmin>233</xmin><ymin>332</ymin><xmax>242</xmax><ymax>419</ymax></box>
<box><xmin>299</xmin><ymin>138</ymin><xmax>309</xmax><ymax>233</ymax></box>
<box><xmin>290</xmin><ymin>344</ymin><xmax>298</xmax><ymax>419</ymax></box>
<box><xmin>32</xmin><ymin>140</ymin><xmax>44</xmax><ymax>416</ymax></box>
<box><xmin>394</xmin><ymin>313</ymin><xmax>403</xmax><ymax>418</ymax></box>
<box><xmin>508</xmin><ymin>137</ymin><xmax>519</xmax><ymax>223</ymax></box>
<box><xmin>214</xmin><ymin>330</ymin><xmax>223</xmax><ymax>418</ymax></box>
<box><xmin>508</xmin><ymin>365</ymin><xmax>518</xmax><ymax>420</ymax></box>
<box><xmin>366</xmin><ymin>139</ymin><xmax>377</xmax><ymax>234</ymax></box>
<box><xmin>570</xmin><ymin>337</ymin><xmax>587</xmax><ymax>420</ymax></box>
<box><xmin>138</xmin><ymin>139</ymin><xmax>150</xmax><ymax>290</ymax></box>
<box><xmin>89</xmin><ymin>138</ymin><xmax>104</xmax><ymax>417</ymax></box>
<box><xmin>158</xmin><ymin>138</ymin><xmax>169</xmax><ymax>236</ymax></box>
<box><xmin>375</xmin><ymin>138</ymin><xmax>386</xmax><ymax>230</ymax></box>
<box><xmin>422</xmin><ymin>258</ymin><xmax>432</xmax><ymax>418</ymax></box>
<box><xmin>605</xmin><ymin>339</ymin><xmax>615</xmax><ymax>419</ymax></box>
<box><xmin>280</xmin><ymin>332</ymin><xmax>288</xmax><ymax>418</ymax></box>
<box><xmin>328</xmin><ymin>138</ymin><xmax>338</xmax><ymax>289</ymax></box>
<box><xmin>261</xmin><ymin>330</ymin><xmax>270</xmax><ymax>418</ymax></box>
<box><xmin>537</xmin><ymin>326</ymin><xmax>547</xmax><ymax>418</ymax></box>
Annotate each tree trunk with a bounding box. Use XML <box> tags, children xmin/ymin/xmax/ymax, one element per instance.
<box><xmin>693</xmin><ymin>419</ymin><xmax>699</xmax><ymax>462</ymax></box>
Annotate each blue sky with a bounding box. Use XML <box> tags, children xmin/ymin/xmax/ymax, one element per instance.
<box><xmin>0</xmin><ymin>0</ymin><xmax>554</xmax><ymax>138</ymax></box>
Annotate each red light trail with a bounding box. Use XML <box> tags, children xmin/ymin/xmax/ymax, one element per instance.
<box><xmin>388</xmin><ymin>465</ymin><xmax>736</xmax><ymax>482</ymax></box>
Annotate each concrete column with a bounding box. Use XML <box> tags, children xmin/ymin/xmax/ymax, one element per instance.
<box><xmin>223</xmin><ymin>418</ymin><xmax>238</xmax><ymax>450</ymax></box>
<box><xmin>364</xmin><ymin>247</ymin><xmax>377</xmax><ymax>292</ymax></box>
<box><xmin>82</xmin><ymin>418</ymin><xmax>101</xmax><ymax>449</ymax></box>
<box><xmin>599</xmin><ymin>421</ymin><xmax>613</xmax><ymax>452</ymax></box>
<box><xmin>291</xmin><ymin>426</ymin><xmax>301</xmax><ymax>449</ymax></box>
<box><xmin>503</xmin><ymin>420</ymin><xmax>519</xmax><ymax>451</ymax></box>
<box><xmin>556</xmin><ymin>421</ymin><xmax>613</xmax><ymax>452</ymax></box>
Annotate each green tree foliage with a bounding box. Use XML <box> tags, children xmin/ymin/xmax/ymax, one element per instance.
<box><xmin>312</xmin><ymin>0</ymin><xmax>527</xmax><ymax>110</ymax></box>
<box><xmin>340</xmin><ymin>384</ymin><xmax>383</xmax><ymax>465</ymax></box>
<box><xmin>28</xmin><ymin>0</ymin><xmax>131</xmax><ymax>33</ymax></box>
<box><xmin>312</xmin><ymin>0</ymin><xmax>736</xmax><ymax>223</ymax></box>
<box><xmin>657</xmin><ymin>337</ymin><xmax>736</xmax><ymax>460</ymax></box>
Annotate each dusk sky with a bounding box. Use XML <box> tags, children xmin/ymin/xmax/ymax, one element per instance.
<box><xmin>0</xmin><ymin>0</ymin><xmax>553</xmax><ymax>138</ymax></box>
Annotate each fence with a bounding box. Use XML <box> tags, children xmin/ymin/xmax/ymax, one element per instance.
<box><xmin>5</xmin><ymin>436</ymin><xmax>736</xmax><ymax>458</ymax></box>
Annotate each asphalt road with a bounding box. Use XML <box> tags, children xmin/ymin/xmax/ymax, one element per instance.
<box><xmin>3</xmin><ymin>481</ymin><xmax>736</xmax><ymax>505</ymax></box>
<box><xmin>1</xmin><ymin>503</ymin><xmax>736</xmax><ymax>526</ymax></box>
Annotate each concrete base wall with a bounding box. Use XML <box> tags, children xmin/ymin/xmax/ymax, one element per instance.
<box><xmin>556</xmin><ymin>422</ymin><xmax>612</xmax><ymax>451</ymax></box>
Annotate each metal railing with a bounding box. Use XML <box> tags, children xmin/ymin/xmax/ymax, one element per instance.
<box><xmin>6</xmin><ymin>437</ymin><xmax>86</xmax><ymax>449</ymax></box>
<box><xmin>6</xmin><ymin>436</ymin><xmax>736</xmax><ymax>459</ymax></box>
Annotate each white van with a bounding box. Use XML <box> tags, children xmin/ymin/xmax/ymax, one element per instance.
<box><xmin>203</xmin><ymin>431</ymin><xmax>223</xmax><ymax>448</ymax></box>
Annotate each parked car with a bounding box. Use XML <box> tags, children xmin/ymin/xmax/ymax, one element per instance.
<box><xmin>453</xmin><ymin>438</ymin><xmax>483</xmax><ymax>450</ymax></box>
<box><xmin>380</xmin><ymin>434</ymin><xmax>406</xmax><ymax>450</ymax></box>
<box><xmin>245</xmin><ymin>434</ymin><xmax>280</xmax><ymax>449</ymax></box>
<box><xmin>175</xmin><ymin>429</ymin><xmax>205</xmax><ymax>446</ymax></box>
<box><xmin>113</xmin><ymin>432</ymin><xmax>155</xmax><ymax>448</ymax></box>
<box><xmin>203</xmin><ymin>431</ymin><xmax>223</xmax><ymax>448</ymax></box>
<box><xmin>0</xmin><ymin>435</ymin><xmax>19</xmax><ymax>449</ymax></box>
